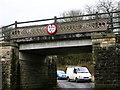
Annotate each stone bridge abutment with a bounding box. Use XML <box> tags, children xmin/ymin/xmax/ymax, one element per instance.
<box><xmin>92</xmin><ymin>34</ymin><xmax>120</xmax><ymax>88</ymax></box>
<box><xmin>0</xmin><ymin>34</ymin><xmax>120</xmax><ymax>89</ymax></box>
<box><xmin>19</xmin><ymin>52</ymin><xmax>57</xmax><ymax>89</ymax></box>
<box><xmin>0</xmin><ymin>43</ymin><xmax>57</xmax><ymax>90</ymax></box>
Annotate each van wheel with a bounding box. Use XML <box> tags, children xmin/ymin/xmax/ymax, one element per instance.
<box><xmin>67</xmin><ymin>77</ymin><xmax>70</xmax><ymax>82</ymax></box>
<box><xmin>75</xmin><ymin>77</ymin><xmax>79</xmax><ymax>83</ymax></box>
<box><xmin>88</xmin><ymin>79</ymin><xmax>92</xmax><ymax>82</ymax></box>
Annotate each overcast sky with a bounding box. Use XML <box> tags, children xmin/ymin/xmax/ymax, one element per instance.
<box><xmin>0</xmin><ymin>0</ymin><xmax>119</xmax><ymax>27</ymax></box>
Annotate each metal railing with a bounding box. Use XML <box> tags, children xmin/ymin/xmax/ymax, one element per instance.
<box><xmin>1</xmin><ymin>11</ymin><xmax>120</xmax><ymax>42</ymax></box>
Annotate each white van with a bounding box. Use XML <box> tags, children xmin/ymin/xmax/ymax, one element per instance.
<box><xmin>66</xmin><ymin>66</ymin><xmax>92</xmax><ymax>82</ymax></box>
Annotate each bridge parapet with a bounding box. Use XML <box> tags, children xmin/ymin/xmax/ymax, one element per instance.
<box><xmin>1</xmin><ymin>11</ymin><xmax>120</xmax><ymax>43</ymax></box>
<box><xmin>11</xmin><ymin>19</ymin><xmax>107</xmax><ymax>39</ymax></box>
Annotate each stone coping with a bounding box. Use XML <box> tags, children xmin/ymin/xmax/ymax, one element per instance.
<box><xmin>92</xmin><ymin>34</ymin><xmax>116</xmax><ymax>39</ymax></box>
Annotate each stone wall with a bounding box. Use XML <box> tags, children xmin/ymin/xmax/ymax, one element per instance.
<box><xmin>19</xmin><ymin>52</ymin><xmax>57</xmax><ymax>90</ymax></box>
<box><xmin>0</xmin><ymin>43</ymin><xmax>57</xmax><ymax>90</ymax></box>
<box><xmin>46</xmin><ymin>56</ymin><xmax>57</xmax><ymax>88</ymax></box>
<box><xmin>92</xmin><ymin>34</ymin><xmax>120</xmax><ymax>88</ymax></box>
<box><xmin>0</xmin><ymin>42</ymin><xmax>19</xmax><ymax>90</ymax></box>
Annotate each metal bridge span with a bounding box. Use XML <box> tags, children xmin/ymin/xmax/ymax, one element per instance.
<box><xmin>1</xmin><ymin>11</ymin><xmax>120</xmax><ymax>90</ymax></box>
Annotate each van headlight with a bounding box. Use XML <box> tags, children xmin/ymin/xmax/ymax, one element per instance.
<box><xmin>89</xmin><ymin>76</ymin><xmax>92</xmax><ymax>78</ymax></box>
<box><xmin>77</xmin><ymin>76</ymin><xmax>81</xmax><ymax>78</ymax></box>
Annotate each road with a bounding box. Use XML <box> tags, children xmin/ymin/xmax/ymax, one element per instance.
<box><xmin>57</xmin><ymin>80</ymin><xmax>94</xmax><ymax>89</ymax></box>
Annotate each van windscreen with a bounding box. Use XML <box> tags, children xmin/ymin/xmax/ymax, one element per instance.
<box><xmin>77</xmin><ymin>67</ymin><xmax>89</xmax><ymax>73</ymax></box>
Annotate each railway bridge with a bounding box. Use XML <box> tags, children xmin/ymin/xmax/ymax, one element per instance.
<box><xmin>1</xmin><ymin>11</ymin><xmax>120</xmax><ymax>90</ymax></box>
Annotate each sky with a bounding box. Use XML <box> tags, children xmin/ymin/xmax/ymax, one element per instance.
<box><xmin>0</xmin><ymin>0</ymin><xmax>119</xmax><ymax>27</ymax></box>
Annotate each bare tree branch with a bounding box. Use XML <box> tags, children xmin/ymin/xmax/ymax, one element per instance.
<box><xmin>97</xmin><ymin>0</ymin><xmax>118</xmax><ymax>13</ymax></box>
<box><xmin>59</xmin><ymin>10</ymin><xmax>84</xmax><ymax>22</ymax></box>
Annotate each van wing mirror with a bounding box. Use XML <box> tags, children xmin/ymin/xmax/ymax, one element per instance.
<box><xmin>74</xmin><ymin>69</ymin><xmax>77</xmax><ymax>74</ymax></box>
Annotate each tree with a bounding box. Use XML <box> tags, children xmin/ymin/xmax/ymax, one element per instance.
<box><xmin>85</xmin><ymin>0</ymin><xmax>118</xmax><ymax>14</ymax></box>
<box><xmin>85</xmin><ymin>5</ymin><xmax>98</xmax><ymax>14</ymax></box>
<box><xmin>97</xmin><ymin>0</ymin><xmax>118</xmax><ymax>13</ymax></box>
<box><xmin>59</xmin><ymin>9</ymin><xmax>84</xmax><ymax>22</ymax></box>
<box><xmin>85</xmin><ymin>0</ymin><xmax>119</xmax><ymax>32</ymax></box>
<box><xmin>56</xmin><ymin>53</ymin><xmax>93</xmax><ymax>66</ymax></box>
<box><xmin>2</xmin><ymin>27</ymin><xmax>13</xmax><ymax>41</ymax></box>
<box><xmin>97</xmin><ymin>0</ymin><xmax>119</xmax><ymax>31</ymax></box>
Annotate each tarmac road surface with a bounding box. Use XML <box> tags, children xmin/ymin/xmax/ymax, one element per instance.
<box><xmin>57</xmin><ymin>80</ymin><xmax>94</xmax><ymax>89</ymax></box>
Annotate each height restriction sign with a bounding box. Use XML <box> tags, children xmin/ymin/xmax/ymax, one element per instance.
<box><xmin>46</xmin><ymin>24</ymin><xmax>57</xmax><ymax>34</ymax></box>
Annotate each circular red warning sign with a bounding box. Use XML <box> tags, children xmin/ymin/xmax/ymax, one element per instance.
<box><xmin>46</xmin><ymin>24</ymin><xmax>57</xmax><ymax>34</ymax></box>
